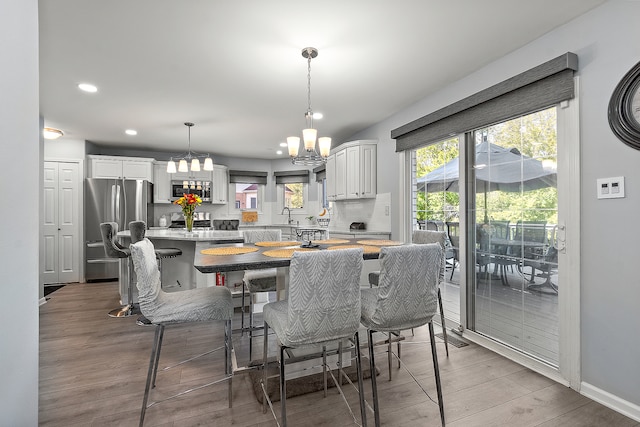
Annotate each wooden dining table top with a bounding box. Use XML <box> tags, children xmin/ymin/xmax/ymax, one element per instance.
<box><xmin>193</xmin><ymin>238</ymin><xmax>402</xmax><ymax>273</ymax></box>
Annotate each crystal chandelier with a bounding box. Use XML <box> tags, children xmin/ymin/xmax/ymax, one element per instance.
<box><xmin>287</xmin><ymin>47</ymin><xmax>331</xmax><ymax>166</ymax></box>
<box><xmin>167</xmin><ymin>122</ymin><xmax>214</xmax><ymax>173</ymax></box>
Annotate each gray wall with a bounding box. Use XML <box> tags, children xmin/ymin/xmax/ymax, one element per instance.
<box><xmin>350</xmin><ymin>0</ymin><xmax>640</xmax><ymax>410</ymax></box>
<box><xmin>0</xmin><ymin>0</ymin><xmax>39</xmax><ymax>424</ymax></box>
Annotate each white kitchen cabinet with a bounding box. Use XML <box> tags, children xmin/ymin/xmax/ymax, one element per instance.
<box><xmin>153</xmin><ymin>161</ymin><xmax>172</xmax><ymax>203</ymax></box>
<box><xmin>88</xmin><ymin>155</ymin><xmax>154</xmax><ymax>181</ymax></box>
<box><xmin>210</xmin><ymin>164</ymin><xmax>228</xmax><ymax>204</ymax></box>
<box><xmin>171</xmin><ymin>169</ymin><xmax>213</xmax><ymax>182</ymax></box>
<box><xmin>326</xmin><ymin>154</ymin><xmax>336</xmax><ymax>201</ymax></box>
<box><xmin>326</xmin><ymin>140</ymin><xmax>376</xmax><ymax>200</ymax></box>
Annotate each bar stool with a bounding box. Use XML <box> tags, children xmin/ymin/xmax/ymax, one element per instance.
<box><xmin>129</xmin><ymin>221</ymin><xmax>182</xmax><ymax>284</ymax></box>
<box><xmin>129</xmin><ymin>221</ymin><xmax>183</xmax><ymax>326</ymax></box>
<box><xmin>100</xmin><ymin>222</ymin><xmax>139</xmax><ymax>318</ymax></box>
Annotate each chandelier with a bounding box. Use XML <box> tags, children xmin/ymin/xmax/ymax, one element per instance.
<box><xmin>287</xmin><ymin>47</ymin><xmax>331</xmax><ymax>166</ymax></box>
<box><xmin>167</xmin><ymin>122</ymin><xmax>214</xmax><ymax>173</ymax></box>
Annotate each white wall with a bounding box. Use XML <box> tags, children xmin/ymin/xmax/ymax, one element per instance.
<box><xmin>0</xmin><ymin>0</ymin><xmax>40</xmax><ymax>424</ymax></box>
<box><xmin>349</xmin><ymin>0</ymin><xmax>640</xmax><ymax>415</ymax></box>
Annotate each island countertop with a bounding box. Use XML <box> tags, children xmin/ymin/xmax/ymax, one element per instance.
<box><xmin>117</xmin><ymin>228</ymin><xmax>243</xmax><ymax>243</ymax></box>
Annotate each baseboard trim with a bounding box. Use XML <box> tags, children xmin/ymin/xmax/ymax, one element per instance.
<box><xmin>581</xmin><ymin>381</ymin><xmax>640</xmax><ymax>422</ymax></box>
<box><xmin>39</xmin><ymin>297</ymin><xmax>47</xmax><ymax>306</ymax></box>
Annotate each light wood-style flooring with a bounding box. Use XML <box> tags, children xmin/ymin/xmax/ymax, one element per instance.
<box><xmin>39</xmin><ymin>282</ymin><xmax>637</xmax><ymax>427</ymax></box>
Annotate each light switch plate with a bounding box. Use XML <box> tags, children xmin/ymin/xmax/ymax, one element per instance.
<box><xmin>597</xmin><ymin>176</ymin><xmax>625</xmax><ymax>199</ymax></box>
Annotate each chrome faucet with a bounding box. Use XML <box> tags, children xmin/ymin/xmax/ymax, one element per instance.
<box><xmin>282</xmin><ymin>207</ymin><xmax>293</xmax><ymax>224</ymax></box>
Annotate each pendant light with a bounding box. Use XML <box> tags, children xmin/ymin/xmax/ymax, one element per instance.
<box><xmin>287</xmin><ymin>47</ymin><xmax>332</xmax><ymax>166</ymax></box>
<box><xmin>167</xmin><ymin>122</ymin><xmax>214</xmax><ymax>173</ymax></box>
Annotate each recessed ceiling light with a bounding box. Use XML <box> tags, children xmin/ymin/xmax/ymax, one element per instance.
<box><xmin>78</xmin><ymin>83</ymin><xmax>98</xmax><ymax>93</ymax></box>
<box><xmin>125</xmin><ymin>129</ymin><xmax>137</xmax><ymax>136</ymax></box>
<box><xmin>276</xmin><ymin>150</ymin><xmax>283</xmax><ymax>155</ymax></box>
<box><xmin>313</xmin><ymin>112</ymin><xmax>323</xmax><ymax>120</ymax></box>
<box><xmin>43</xmin><ymin>127</ymin><xmax>64</xmax><ymax>140</ymax></box>
<box><xmin>279</xmin><ymin>142</ymin><xmax>288</xmax><ymax>147</ymax></box>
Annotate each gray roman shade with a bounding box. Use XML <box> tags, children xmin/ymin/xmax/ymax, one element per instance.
<box><xmin>392</xmin><ymin>52</ymin><xmax>578</xmax><ymax>152</ymax></box>
<box><xmin>274</xmin><ymin>170</ymin><xmax>309</xmax><ymax>184</ymax></box>
<box><xmin>228</xmin><ymin>170</ymin><xmax>268</xmax><ymax>185</ymax></box>
<box><xmin>313</xmin><ymin>165</ymin><xmax>326</xmax><ymax>182</ymax></box>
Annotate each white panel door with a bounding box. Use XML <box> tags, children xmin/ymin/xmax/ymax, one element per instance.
<box><xmin>42</xmin><ymin>161</ymin><xmax>80</xmax><ymax>284</ymax></box>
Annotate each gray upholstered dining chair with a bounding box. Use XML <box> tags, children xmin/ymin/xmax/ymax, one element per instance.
<box><xmin>100</xmin><ymin>222</ymin><xmax>138</xmax><ymax>318</ymax></box>
<box><xmin>361</xmin><ymin>244</ymin><xmax>445</xmax><ymax>427</ymax></box>
<box><xmin>241</xmin><ymin>229</ymin><xmax>282</xmax><ymax>360</ymax></box>
<box><xmin>130</xmin><ymin>237</ymin><xmax>234</xmax><ymax>426</ymax></box>
<box><xmin>261</xmin><ymin>248</ymin><xmax>367</xmax><ymax>427</ymax></box>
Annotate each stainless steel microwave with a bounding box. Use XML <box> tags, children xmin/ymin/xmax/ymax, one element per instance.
<box><xmin>170</xmin><ymin>180</ymin><xmax>211</xmax><ymax>202</ymax></box>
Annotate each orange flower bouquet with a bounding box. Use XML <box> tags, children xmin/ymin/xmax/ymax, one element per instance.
<box><xmin>173</xmin><ymin>193</ymin><xmax>202</xmax><ymax>232</ymax></box>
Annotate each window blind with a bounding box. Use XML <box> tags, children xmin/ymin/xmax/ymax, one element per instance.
<box><xmin>313</xmin><ymin>165</ymin><xmax>326</xmax><ymax>182</ymax></box>
<box><xmin>392</xmin><ymin>52</ymin><xmax>578</xmax><ymax>152</ymax></box>
<box><xmin>274</xmin><ymin>170</ymin><xmax>309</xmax><ymax>184</ymax></box>
<box><xmin>228</xmin><ymin>170</ymin><xmax>268</xmax><ymax>185</ymax></box>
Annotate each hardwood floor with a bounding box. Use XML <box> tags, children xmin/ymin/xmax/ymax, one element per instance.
<box><xmin>39</xmin><ymin>282</ymin><xmax>637</xmax><ymax>427</ymax></box>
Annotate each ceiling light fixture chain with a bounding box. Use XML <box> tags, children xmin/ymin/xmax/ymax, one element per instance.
<box><xmin>288</xmin><ymin>47</ymin><xmax>331</xmax><ymax>166</ymax></box>
<box><xmin>166</xmin><ymin>122</ymin><xmax>214</xmax><ymax>174</ymax></box>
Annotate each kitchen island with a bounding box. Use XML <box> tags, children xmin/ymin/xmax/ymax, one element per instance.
<box><xmin>116</xmin><ymin>228</ymin><xmax>244</xmax><ymax>304</ymax></box>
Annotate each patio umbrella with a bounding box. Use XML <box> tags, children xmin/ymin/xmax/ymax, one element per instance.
<box><xmin>417</xmin><ymin>140</ymin><xmax>557</xmax><ymax>193</ymax></box>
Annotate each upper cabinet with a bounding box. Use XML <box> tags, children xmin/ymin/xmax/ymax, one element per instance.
<box><xmin>326</xmin><ymin>140</ymin><xmax>377</xmax><ymax>200</ymax></box>
<box><xmin>210</xmin><ymin>164</ymin><xmax>228</xmax><ymax>204</ymax></box>
<box><xmin>88</xmin><ymin>155</ymin><xmax>154</xmax><ymax>181</ymax></box>
<box><xmin>152</xmin><ymin>161</ymin><xmax>172</xmax><ymax>204</ymax></box>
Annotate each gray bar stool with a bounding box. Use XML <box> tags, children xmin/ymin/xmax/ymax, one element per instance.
<box><xmin>129</xmin><ymin>221</ymin><xmax>182</xmax><ymax>284</ymax></box>
<box><xmin>100</xmin><ymin>222</ymin><xmax>139</xmax><ymax>318</ymax></box>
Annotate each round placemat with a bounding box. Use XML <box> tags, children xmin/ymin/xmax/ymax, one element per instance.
<box><xmin>262</xmin><ymin>247</ymin><xmax>319</xmax><ymax>258</ymax></box>
<box><xmin>356</xmin><ymin>239</ymin><xmax>403</xmax><ymax>246</ymax></box>
<box><xmin>311</xmin><ymin>238</ymin><xmax>350</xmax><ymax>245</ymax></box>
<box><xmin>200</xmin><ymin>246</ymin><xmax>259</xmax><ymax>256</ymax></box>
<box><xmin>254</xmin><ymin>241</ymin><xmax>300</xmax><ymax>247</ymax></box>
<box><xmin>326</xmin><ymin>244</ymin><xmax>381</xmax><ymax>254</ymax></box>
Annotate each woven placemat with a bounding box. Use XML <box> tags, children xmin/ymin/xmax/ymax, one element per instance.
<box><xmin>356</xmin><ymin>239</ymin><xmax>403</xmax><ymax>246</ymax></box>
<box><xmin>262</xmin><ymin>247</ymin><xmax>318</xmax><ymax>258</ymax></box>
<box><xmin>253</xmin><ymin>241</ymin><xmax>299</xmax><ymax>247</ymax></box>
<box><xmin>200</xmin><ymin>246</ymin><xmax>259</xmax><ymax>256</ymax></box>
<box><xmin>326</xmin><ymin>244</ymin><xmax>381</xmax><ymax>254</ymax></box>
<box><xmin>311</xmin><ymin>238</ymin><xmax>350</xmax><ymax>245</ymax></box>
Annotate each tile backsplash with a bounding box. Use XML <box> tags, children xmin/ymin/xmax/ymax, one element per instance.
<box><xmin>328</xmin><ymin>192</ymin><xmax>391</xmax><ymax>232</ymax></box>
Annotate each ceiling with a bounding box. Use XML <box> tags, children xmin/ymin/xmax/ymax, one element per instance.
<box><xmin>39</xmin><ymin>0</ymin><xmax>606</xmax><ymax>160</ymax></box>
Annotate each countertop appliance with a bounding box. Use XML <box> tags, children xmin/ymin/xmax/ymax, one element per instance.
<box><xmin>85</xmin><ymin>179</ymin><xmax>154</xmax><ymax>281</ymax></box>
<box><xmin>170</xmin><ymin>180</ymin><xmax>211</xmax><ymax>202</ymax></box>
<box><xmin>169</xmin><ymin>211</ymin><xmax>212</xmax><ymax>229</ymax></box>
<box><xmin>350</xmin><ymin>222</ymin><xmax>366</xmax><ymax>230</ymax></box>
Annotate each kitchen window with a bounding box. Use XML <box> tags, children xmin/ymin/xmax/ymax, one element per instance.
<box><xmin>228</xmin><ymin>170</ymin><xmax>267</xmax><ymax>212</ymax></box>
<box><xmin>274</xmin><ymin>170</ymin><xmax>309</xmax><ymax>210</ymax></box>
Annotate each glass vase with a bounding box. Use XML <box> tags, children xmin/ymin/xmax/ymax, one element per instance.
<box><xmin>184</xmin><ymin>213</ymin><xmax>194</xmax><ymax>232</ymax></box>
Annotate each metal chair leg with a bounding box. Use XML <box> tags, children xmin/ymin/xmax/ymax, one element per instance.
<box><xmin>225</xmin><ymin>319</ymin><xmax>233</xmax><ymax>408</ymax></box>
<box><xmin>428</xmin><ymin>322</ymin><xmax>445</xmax><ymax>427</ymax></box>
<box><xmin>438</xmin><ymin>288</ymin><xmax>449</xmax><ymax>357</ymax></box>
<box><xmin>323</xmin><ymin>345</ymin><xmax>328</xmax><ymax>397</ymax></box>
<box><xmin>140</xmin><ymin>324</ymin><xmax>163</xmax><ymax>427</ymax></box>
<box><xmin>241</xmin><ymin>283</ymin><xmax>246</xmax><ymax>336</ymax></box>
<box><xmin>151</xmin><ymin>325</ymin><xmax>165</xmax><ymax>388</ymax></box>
<box><xmin>388</xmin><ymin>332</ymin><xmax>393</xmax><ymax>381</ymax></box>
<box><xmin>280</xmin><ymin>344</ymin><xmax>287</xmax><ymax>427</ymax></box>
<box><xmin>354</xmin><ymin>331</ymin><xmax>367</xmax><ymax>427</ymax></box>
<box><xmin>369</xmin><ymin>329</ymin><xmax>381</xmax><ymax>427</ymax></box>
<box><xmin>262</xmin><ymin>321</ymin><xmax>269</xmax><ymax>415</ymax></box>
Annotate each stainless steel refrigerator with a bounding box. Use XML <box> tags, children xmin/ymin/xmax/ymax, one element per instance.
<box><xmin>84</xmin><ymin>179</ymin><xmax>154</xmax><ymax>281</ymax></box>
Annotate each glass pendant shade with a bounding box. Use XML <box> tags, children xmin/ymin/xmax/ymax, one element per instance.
<box><xmin>318</xmin><ymin>137</ymin><xmax>332</xmax><ymax>157</ymax></box>
<box><xmin>191</xmin><ymin>158</ymin><xmax>201</xmax><ymax>171</ymax></box>
<box><xmin>303</xmin><ymin>128</ymin><xmax>317</xmax><ymax>151</ymax></box>
<box><xmin>182</xmin><ymin>180</ymin><xmax>189</xmax><ymax>189</ymax></box>
<box><xmin>166</xmin><ymin>160</ymin><xmax>177</xmax><ymax>173</ymax></box>
<box><xmin>203</xmin><ymin>157</ymin><xmax>213</xmax><ymax>171</ymax></box>
<box><xmin>178</xmin><ymin>159</ymin><xmax>188</xmax><ymax>172</ymax></box>
<box><xmin>287</xmin><ymin>136</ymin><xmax>300</xmax><ymax>157</ymax></box>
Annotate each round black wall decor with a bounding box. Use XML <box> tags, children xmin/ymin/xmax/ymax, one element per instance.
<box><xmin>608</xmin><ymin>60</ymin><xmax>640</xmax><ymax>150</ymax></box>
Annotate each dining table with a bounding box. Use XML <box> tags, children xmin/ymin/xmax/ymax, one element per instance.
<box><xmin>193</xmin><ymin>237</ymin><xmax>394</xmax><ymax>297</ymax></box>
<box><xmin>476</xmin><ymin>237</ymin><xmax>547</xmax><ymax>287</ymax></box>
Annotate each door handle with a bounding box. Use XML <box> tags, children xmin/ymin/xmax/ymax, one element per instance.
<box><xmin>555</xmin><ymin>224</ymin><xmax>566</xmax><ymax>253</ymax></box>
